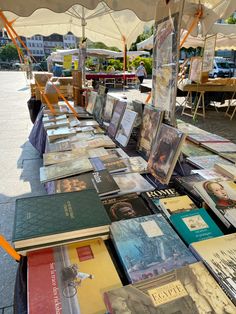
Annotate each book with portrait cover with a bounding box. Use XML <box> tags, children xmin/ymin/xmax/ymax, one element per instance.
<box><xmin>159</xmin><ymin>195</ymin><xmax>197</xmax><ymax>219</ymax></box>
<box><xmin>170</xmin><ymin>208</ymin><xmax>223</xmax><ymax>245</ymax></box>
<box><xmin>194</xmin><ymin>180</ymin><xmax>236</xmax><ymax>228</ymax></box>
<box><xmin>141</xmin><ymin>188</ymin><xmax>180</xmax><ymax>214</ymax></box>
<box><xmin>13</xmin><ymin>190</ymin><xmax>111</xmax><ymax>253</ymax></box>
<box><xmin>110</xmin><ymin>214</ymin><xmax>196</xmax><ymax>283</ymax></box>
<box><xmin>86</xmin><ymin>91</ymin><xmax>97</xmax><ymax>114</ymax></box>
<box><xmin>28</xmin><ymin>238</ymin><xmax>122</xmax><ymax>314</ymax></box>
<box><xmin>115</xmin><ymin>109</ymin><xmax>137</xmax><ymax>147</ymax></box>
<box><xmin>111</xmin><ymin>173</ymin><xmax>155</xmax><ymax>197</ymax></box>
<box><xmin>137</xmin><ymin>106</ymin><xmax>164</xmax><ymax>160</ymax></box>
<box><xmin>102</xmin><ymin>193</ymin><xmax>151</xmax><ymax>222</ymax></box>
<box><xmin>107</xmin><ymin>100</ymin><xmax>127</xmax><ymax>138</ymax></box>
<box><xmin>190</xmin><ymin>234</ymin><xmax>236</xmax><ymax>304</ymax></box>
<box><xmin>186</xmin><ymin>155</ymin><xmax>233</xmax><ymax>169</ymax></box>
<box><xmin>40</xmin><ymin>158</ymin><xmax>93</xmax><ymax>183</ymax></box>
<box><xmin>201</xmin><ymin>141</ymin><xmax>236</xmax><ymax>154</ymax></box>
<box><xmin>148</xmin><ymin>124</ymin><xmax>186</xmax><ymax>184</ymax></box>
<box><xmin>103</xmin><ymin>94</ymin><xmax>117</xmax><ymax>122</ymax></box>
<box><xmin>104</xmin><ymin>262</ymin><xmax>235</xmax><ymax>313</ymax></box>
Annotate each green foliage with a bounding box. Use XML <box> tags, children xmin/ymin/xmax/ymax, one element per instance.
<box><xmin>130</xmin><ymin>57</ymin><xmax>152</xmax><ymax>75</ymax></box>
<box><xmin>130</xmin><ymin>25</ymin><xmax>154</xmax><ymax>51</ymax></box>
<box><xmin>107</xmin><ymin>58</ymin><xmax>123</xmax><ymax>71</ymax></box>
<box><xmin>0</xmin><ymin>43</ymin><xmax>20</xmax><ymax>62</ymax></box>
<box><xmin>225</xmin><ymin>15</ymin><xmax>236</xmax><ymax>24</ymax></box>
<box><xmin>85</xmin><ymin>57</ymin><xmax>94</xmax><ymax>68</ymax></box>
<box><xmin>88</xmin><ymin>41</ymin><xmax>120</xmax><ymax>52</ymax></box>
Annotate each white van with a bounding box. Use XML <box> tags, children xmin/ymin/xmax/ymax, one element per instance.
<box><xmin>209</xmin><ymin>58</ymin><xmax>231</xmax><ymax>78</ymax></box>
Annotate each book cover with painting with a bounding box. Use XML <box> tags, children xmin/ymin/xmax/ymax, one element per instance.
<box><xmin>190</xmin><ymin>234</ymin><xmax>236</xmax><ymax>304</ymax></box>
<box><xmin>186</xmin><ymin>155</ymin><xmax>232</xmax><ymax>169</ymax></box>
<box><xmin>124</xmin><ymin>156</ymin><xmax>148</xmax><ymax>174</ymax></box>
<box><xmin>102</xmin><ymin>193</ymin><xmax>151</xmax><ymax>222</ymax></box>
<box><xmin>104</xmin><ymin>262</ymin><xmax>235</xmax><ymax>313</ymax></box>
<box><xmin>54</xmin><ymin>173</ymin><xmax>94</xmax><ymax>193</ymax></box>
<box><xmin>141</xmin><ymin>188</ymin><xmax>180</xmax><ymax>213</ymax></box>
<box><xmin>181</xmin><ymin>140</ymin><xmax>214</xmax><ymax>157</ymax></box>
<box><xmin>111</xmin><ymin>173</ymin><xmax>155</xmax><ymax>197</ymax></box>
<box><xmin>86</xmin><ymin>91</ymin><xmax>97</xmax><ymax>114</ymax></box>
<box><xmin>159</xmin><ymin>195</ymin><xmax>197</xmax><ymax>218</ymax></box>
<box><xmin>107</xmin><ymin>100</ymin><xmax>127</xmax><ymax>138</ymax></box>
<box><xmin>48</xmin><ymin>140</ymin><xmax>72</xmax><ymax>153</ymax></box>
<box><xmin>148</xmin><ymin>124</ymin><xmax>186</xmax><ymax>184</ymax></box>
<box><xmin>93</xmin><ymin>95</ymin><xmax>105</xmax><ymax>124</ymax></box>
<box><xmin>170</xmin><ymin>208</ymin><xmax>223</xmax><ymax>245</ymax></box>
<box><xmin>137</xmin><ymin>106</ymin><xmax>163</xmax><ymax>160</ymax></box>
<box><xmin>28</xmin><ymin>238</ymin><xmax>122</xmax><ymax>314</ymax></box>
<box><xmin>110</xmin><ymin>214</ymin><xmax>196</xmax><ymax>283</ymax></box>
<box><xmin>43</xmin><ymin>150</ymin><xmax>87</xmax><ymax>166</ymax></box>
<box><xmin>115</xmin><ymin>109</ymin><xmax>137</xmax><ymax>147</ymax></box>
<box><xmin>103</xmin><ymin>94</ymin><xmax>117</xmax><ymax>122</ymax></box>
<box><xmin>90</xmin><ymin>156</ymin><xmax>127</xmax><ymax>173</ymax></box>
<box><xmin>194</xmin><ymin>180</ymin><xmax>236</xmax><ymax>228</ymax></box>
<box><xmin>202</xmin><ymin>141</ymin><xmax>236</xmax><ymax>154</ymax></box>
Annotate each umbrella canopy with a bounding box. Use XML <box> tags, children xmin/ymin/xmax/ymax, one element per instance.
<box><xmin>2</xmin><ymin>3</ymin><xmax>152</xmax><ymax>50</ymax></box>
<box><xmin>51</xmin><ymin>48</ymin><xmax>119</xmax><ymax>60</ymax></box>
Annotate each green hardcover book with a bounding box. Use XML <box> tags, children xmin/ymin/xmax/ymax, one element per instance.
<box><xmin>13</xmin><ymin>190</ymin><xmax>111</xmax><ymax>254</ymax></box>
<box><xmin>170</xmin><ymin>208</ymin><xmax>223</xmax><ymax>245</ymax></box>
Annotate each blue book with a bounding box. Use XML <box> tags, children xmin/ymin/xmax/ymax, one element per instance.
<box><xmin>89</xmin><ymin>157</ymin><xmax>106</xmax><ymax>171</ymax></box>
<box><xmin>170</xmin><ymin>208</ymin><xmax>223</xmax><ymax>245</ymax></box>
<box><xmin>110</xmin><ymin>214</ymin><xmax>196</xmax><ymax>283</ymax></box>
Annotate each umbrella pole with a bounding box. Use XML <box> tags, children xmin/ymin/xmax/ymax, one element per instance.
<box><xmin>122</xmin><ymin>36</ymin><xmax>127</xmax><ymax>72</ymax></box>
<box><xmin>81</xmin><ymin>7</ymin><xmax>86</xmax><ymax>86</ymax></box>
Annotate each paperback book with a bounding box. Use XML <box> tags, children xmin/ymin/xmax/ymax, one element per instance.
<box><xmin>190</xmin><ymin>233</ymin><xmax>236</xmax><ymax>304</ymax></box>
<box><xmin>28</xmin><ymin>238</ymin><xmax>122</xmax><ymax>314</ymax></box>
<box><xmin>105</xmin><ymin>148</ymin><xmax>129</xmax><ymax>159</ymax></box>
<box><xmin>102</xmin><ymin>193</ymin><xmax>151</xmax><ymax>221</ymax></box>
<box><xmin>107</xmin><ymin>100</ymin><xmax>127</xmax><ymax>138</ymax></box>
<box><xmin>104</xmin><ymin>262</ymin><xmax>235</xmax><ymax>313</ymax></box>
<box><xmin>91</xmin><ymin>169</ymin><xmax>120</xmax><ymax>197</ymax></box>
<box><xmin>131</xmin><ymin>100</ymin><xmax>143</xmax><ymax>128</ymax></box>
<box><xmin>137</xmin><ymin>106</ymin><xmax>163</xmax><ymax>160</ymax></box>
<box><xmin>13</xmin><ymin>190</ymin><xmax>111</xmax><ymax>253</ymax></box>
<box><xmin>170</xmin><ymin>207</ymin><xmax>223</xmax><ymax>245</ymax></box>
<box><xmin>141</xmin><ymin>188</ymin><xmax>180</xmax><ymax>213</ymax></box>
<box><xmin>148</xmin><ymin>124</ymin><xmax>186</xmax><ymax>184</ymax></box>
<box><xmin>194</xmin><ymin>179</ymin><xmax>236</xmax><ymax>228</ymax></box>
<box><xmin>159</xmin><ymin>195</ymin><xmax>197</xmax><ymax>218</ymax></box>
<box><xmin>43</xmin><ymin>114</ymin><xmax>67</xmax><ymax>123</ymax></box>
<box><xmin>115</xmin><ymin>109</ymin><xmax>137</xmax><ymax>147</ymax></box>
<box><xmin>110</xmin><ymin>214</ymin><xmax>196</xmax><ymax>283</ymax></box>
<box><xmin>177</xmin><ymin>120</ymin><xmax>209</xmax><ymax>134</ymax></box>
<box><xmin>43</xmin><ymin>119</ymin><xmax>69</xmax><ymax>130</ymax></box>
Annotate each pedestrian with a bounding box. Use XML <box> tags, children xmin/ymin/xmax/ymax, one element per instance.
<box><xmin>136</xmin><ymin>61</ymin><xmax>147</xmax><ymax>84</ymax></box>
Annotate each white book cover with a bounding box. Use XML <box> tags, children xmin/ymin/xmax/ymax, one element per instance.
<box><xmin>115</xmin><ymin>109</ymin><xmax>137</xmax><ymax>147</ymax></box>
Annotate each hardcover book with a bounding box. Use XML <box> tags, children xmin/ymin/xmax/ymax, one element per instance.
<box><xmin>187</xmin><ymin>133</ymin><xmax>229</xmax><ymax>145</ymax></box>
<box><xmin>43</xmin><ymin>150</ymin><xmax>87</xmax><ymax>166</ymax></box>
<box><xmin>137</xmin><ymin>106</ymin><xmax>163</xmax><ymax>160</ymax></box>
<box><xmin>90</xmin><ymin>156</ymin><xmax>127</xmax><ymax>173</ymax></box>
<box><xmin>214</xmin><ymin>163</ymin><xmax>236</xmax><ymax>180</ymax></box>
<box><xmin>106</xmin><ymin>148</ymin><xmax>129</xmax><ymax>159</ymax></box>
<box><xmin>93</xmin><ymin>95</ymin><xmax>104</xmax><ymax>124</ymax></box>
<box><xmin>124</xmin><ymin>156</ymin><xmax>148</xmax><ymax>174</ymax></box>
<box><xmin>40</xmin><ymin>158</ymin><xmax>93</xmax><ymax>183</ymax></box>
<box><xmin>87</xmin><ymin>147</ymin><xmax>108</xmax><ymax>158</ymax></box>
<box><xmin>181</xmin><ymin>140</ymin><xmax>214</xmax><ymax>157</ymax></box>
<box><xmin>177</xmin><ymin>120</ymin><xmax>208</xmax><ymax>134</ymax></box>
<box><xmin>194</xmin><ymin>180</ymin><xmax>236</xmax><ymax>228</ymax></box>
<box><xmin>186</xmin><ymin>155</ymin><xmax>232</xmax><ymax>169</ymax></box>
<box><xmin>43</xmin><ymin>114</ymin><xmax>67</xmax><ymax>123</ymax></box>
<box><xmin>48</xmin><ymin>140</ymin><xmax>72</xmax><ymax>152</ymax></box>
<box><xmin>104</xmin><ymin>262</ymin><xmax>235</xmax><ymax>313</ymax></box>
<box><xmin>170</xmin><ymin>208</ymin><xmax>223</xmax><ymax>245</ymax></box>
<box><xmin>131</xmin><ymin>100</ymin><xmax>143</xmax><ymax>128</ymax></box>
<box><xmin>112</xmin><ymin>173</ymin><xmax>155</xmax><ymax>196</ymax></box>
<box><xmin>28</xmin><ymin>238</ymin><xmax>122</xmax><ymax>314</ymax></box>
<box><xmin>54</xmin><ymin>173</ymin><xmax>95</xmax><ymax>193</ymax></box>
<box><xmin>13</xmin><ymin>190</ymin><xmax>111</xmax><ymax>253</ymax></box>
<box><xmin>141</xmin><ymin>188</ymin><xmax>180</xmax><ymax>213</ymax></box>
<box><xmin>115</xmin><ymin>109</ymin><xmax>137</xmax><ymax>147</ymax></box>
<box><xmin>107</xmin><ymin>100</ymin><xmax>127</xmax><ymax>138</ymax></box>
<box><xmin>191</xmin><ymin>168</ymin><xmax>231</xmax><ymax>180</ymax></box>
<box><xmin>173</xmin><ymin>175</ymin><xmax>205</xmax><ymax>199</ymax></box>
<box><xmin>91</xmin><ymin>169</ymin><xmax>120</xmax><ymax>197</ymax></box>
<box><xmin>103</xmin><ymin>94</ymin><xmax>117</xmax><ymax>122</ymax></box>
<box><xmin>47</xmin><ymin>127</ymin><xmax>76</xmax><ymax>142</ymax></box>
<box><xmin>86</xmin><ymin>91</ymin><xmax>97</xmax><ymax>114</ymax></box>
<box><xmin>220</xmin><ymin>152</ymin><xmax>236</xmax><ymax>164</ymax></box>
<box><xmin>78</xmin><ymin>120</ymin><xmax>99</xmax><ymax>127</ymax></box>
<box><xmin>202</xmin><ymin>141</ymin><xmax>236</xmax><ymax>154</ymax></box>
<box><xmin>148</xmin><ymin>124</ymin><xmax>186</xmax><ymax>184</ymax></box>
<box><xmin>43</xmin><ymin>118</ymin><xmax>69</xmax><ymax>130</ymax></box>
<box><xmin>110</xmin><ymin>214</ymin><xmax>196</xmax><ymax>283</ymax></box>
<box><xmin>159</xmin><ymin>195</ymin><xmax>197</xmax><ymax>218</ymax></box>
<box><xmin>102</xmin><ymin>193</ymin><xmax>151</xmax><ymax>221</ymax></box>
<box><xmin>190</xmin><ymin>234</ymin><xmax>236</xmax><ymax>304</ymax></box>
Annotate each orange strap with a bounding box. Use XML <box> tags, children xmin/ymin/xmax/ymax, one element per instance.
<box><xmin>0</xmin><ymin>235</ymin><xmax>21</xmax><ymax>261</ymax></box>
<box><xmin>145</xmin><ymin>92</ymin><xmax>152</xmax><ymax>104</ymax></box>
<box><xmin>35</xmin><ymin>80</ymin><xmax>56</xmax><ymax>115</ymax></box>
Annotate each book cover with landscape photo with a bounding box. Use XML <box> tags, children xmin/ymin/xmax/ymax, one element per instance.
<box><xmin>110</xmin><ymin>214</ymin><xmax>196</xmax><ymax>283</ymax></box>
<box><xmin>159</xmin><ymin>195</ymin><xmax>197</xmax><ymax>218</ymax></box>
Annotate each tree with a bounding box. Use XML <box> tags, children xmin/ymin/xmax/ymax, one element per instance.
<box><xmin>0</xmin><ymin>43</ymin><xmax>20</xmax><ymax>62</ymax></box>
<box><xmin>87</xmin><ymin>41</ymin><xmax>120</xmax><ymax>51</ymax></box>
<box><xmin>225</xmin><ymin>14</ymin><xmax>236</xmax><ymax>24</ymax></box>
<box><xmin>130</xmin><ymin>56</ymin><xmax>153</xmax><ymax>75</ymax></box>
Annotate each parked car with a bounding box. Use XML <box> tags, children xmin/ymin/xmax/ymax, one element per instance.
<box><xmin>209</xmin><ymin>58</ymin><xmax>231</xmax><ymax>78</ymax></box>
<box><xmin>227</xmin><ymin>61</ymin><xmax>236</xmax><ymax>77</ymax></box>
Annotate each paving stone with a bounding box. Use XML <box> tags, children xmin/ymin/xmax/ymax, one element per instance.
<box><xmin>3</xmin><ymin>306</ymin><xmax>13</xmax><ymax>314</ymax></box>
<box><xmin>0</xmin><ymin>202</ymin><xmax>15</xmax><ymax>241</ymax></box>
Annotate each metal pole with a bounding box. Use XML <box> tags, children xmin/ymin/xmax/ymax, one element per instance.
<box><xmin>81</xmin><ymin>7</ymin><xmax>86</xmax><ymax>86</ymax></box>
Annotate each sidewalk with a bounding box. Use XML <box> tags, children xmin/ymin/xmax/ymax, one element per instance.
<box><xmin>0</xmin><ymin>71</ymin><xmax>46</xmax><ymax>313</ymax></box>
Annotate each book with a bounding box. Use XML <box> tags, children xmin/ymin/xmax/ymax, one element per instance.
<box><xmin>173</xmin><ymin>175</ymin><xmax>205</xmax><ymax>199</ymax></box>
<box><xmin>43</xmin><ymin>150</ymin><xmax>87</xmax><ymax>166</ymax></box>
<box><xmin>220</xmin><ymin>152</ymin><xmax>236</xmax><ymax>164</ymax></box>
<box><xmin>202</xmin><ymin>141</ymin><xmax>236</xmax><ymax>154</ymax></box>
<box><xmin>28</xmin><ymin>238</ymin><xmax>122</xmax><ymax>314</ymax></box>
<box><xmin>141</xmin><ymin>188</ymin><xmax>180</xmax><ymax>213</ymax></box>
<box><xmin>112</xmin><ymin>173</ymin><xmax>155</xmax><ymax>196</ymax></box>
<box><xmin>78</xmin><ymin>120</ymin><xmax>99</xmax><ymax>127</ymax></box>
<box><xmin>13</xmin><ymin>190</ymin><xmax>111</xmax><ymax>253</ymax></box>
<box><xmin>106</xmin><ymin>148</ymin><xmax>129</xmax><ymax>159</ymax></box>
<box><xmin>104</xmin><ymin>261</ymin><xmax>235</xmax><ymax>313</ymax></box>
<box><xmin>102</xmin><ymin>193</ymin><xmax>151</xmax><ymax>221</ymax></box>
<box><xmin>110</xmin><ymin>214</ymin><xmax>196</xmax><ymax>283</ymax></box>
<box><xmin>187</xmin><ymin>133</ymin><xmax>229</xmax><ymax>145</ymax></box>
<box><xmin>43</xmin><ymin>118</ymin><xmax>69</xmax><ymax>130</ymax></box>
<box><xmin>170</xmin><ymin>208</ymin><xmax>223</xmax><ymax>245</ymax></box>
<box><xmin>40</xmin><ymin>158</ymin><xmax>93</xmax><ymax>183</ymax></box>
<box><xmin>194</xmin><ymin>179</ymin><xmax>236</xmax><ymax>228</ymax></box>
<box><xmin>131</xmin><ymin>100</ymin><xmax>143</xmax><ymax>128</ymax></box>
<box><xmin>214</xmin><ymin>163</ymin><xmax>236</xmax><ymax>180</ymax></box>
<box><xmin>103</xmin><ymin>94</ymin><xmax>117</xmax><ymax>122</ymax></box>
<box><xmin>54</xmin><ymin>173</ymin><xmax>95</xmax><ymax>193</ymax></box>
<box><xmin>43</xmin><ymin>114</ymin><xmax>67</xmax><ymax>123</ymax></box>
<box><xmin>47</xmin><ymin>127</ymin><xmax>76</xmax><ymax>142</ymax></box>
<box><xmin>71</xmin><ymin>136</ymin><xmax>116</xmax><ymax>150</ymax></box>
<box><xmin>93</xmin><ymin>94</ymin><xmax>104</xmax><ymax>124</ymax></box>
<box><xmin>190</xmin><ymin>234</ymin><xmax>236</xmax><ymax>304</ymax></box>
<box><xmin>191</xmin><ymin>168</ymin><xmax>230</xmax><ymax>180</ymax></box>
<box><xmin>86</xmin><ymin>91</ymin><xmax>97</xmax><ymax>114</ymax></box>
<box><xmin>137</xmin><ymin>106</ymin><xmax>163</xmax><ymax>159</ymax></box>
<box><xmin>181</xmin><ymin>140</ymin><xmax>214</xmax><ymax>157</ymax></box>
<box><xmin>186</xmin><ymin>155</ymin><xmax>233</xmax><ymax>169</ymax></box>
<box><xmin>48</xmin><ymin>139</ymin><xmax>72</xmax><ymax>152</ymax></box>
<box><xmin>159</xmin><ymin>195</ymin><xmax>197</xmax><ymax>218</ymax></box>
<box><xmin>148</xmin><ymin>124</ymin><xmax>186</xmax><ymax>184</ymax></box>
<box><xmin>115</xmin><ymin>109</ymin><xmax>137</xmax><ymax>147</ymax></box>
<box><xmin>91</xmin><ymin>169</ymin><xmax>120</xmax><ymax>197</ymax></box>
<box><xmin>124</xmin><ymin>156</ymin><xmax>148</xmax><ymax>174</ymax></box>
<box><xmin>90</xmin><ymin>156</ymin><xmax>127</xmax><ymax>174</ymax></box>
<box><xmin>177</xmin><ymin>120</ymin><xmax>209</xmax><ymax>134</ymax></box>
<box><xmin>107</xmin><ymin>100</ymin><xmax>127</xmax><ymax>138</ymax></box>
<box><xmin>87</xmin><ymin>147</ymin><xmax>108</xmax><ymax>158</ymax></box>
